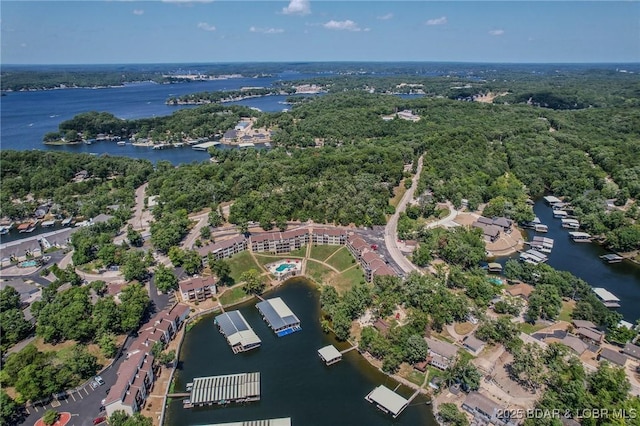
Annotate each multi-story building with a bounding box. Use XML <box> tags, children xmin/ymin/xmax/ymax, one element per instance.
<box><xmin>311</xmin><ymin>227</ymin><xmax>347</xmax><ymax>245</ymax></box>
<box><xmin>179</xmin><ymin>276</ymin><xmax>217</xmax><ymax>302</ymax></box>
<box><xmin>197</xmin><ymin>235</ymin><xmax>247</xmax><ymax>263</ymax></box>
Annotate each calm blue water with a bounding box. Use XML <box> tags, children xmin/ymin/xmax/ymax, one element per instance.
<box><xmin>0</xmin><ymin>74</ymin><xmax>316</xmax><ymax>163</ymax></box>
<box><xmin>496</xmin><ymin>200</ymin><xmax>640</xmax><ymax>322</ymax></box>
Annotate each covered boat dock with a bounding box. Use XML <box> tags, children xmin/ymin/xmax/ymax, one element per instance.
<box><xmin>185</xmin><ymin>372</ymin><xmax>261</xmax><ymax>408</ymax></box>
<box><xmin>256</xmin><ymin>297</ymin><xmax>301</xmax><ymax>336</ymax></box>
<box><xmin>214</xmin><ymin>311</ymin><xmax>262</xmax><ymax>353</ymax></box>
<box><xmin>318</xmin><ymin>345</ymin><xmax>342</xmax><ymax>365</ymax></box>
<box><xmin>201</xmin><ymin>419</ymin><xmax>291</xmax><ymax>426</ymax></box>
<box><xmin>365</xmin><ymin>385</ymin><xmax>410</xmax><ymax>418</ymax></box>
<box><xmin>593</xmin><ymin>287</ymin><xmax>621</xmax><ymax>308</ymax></box>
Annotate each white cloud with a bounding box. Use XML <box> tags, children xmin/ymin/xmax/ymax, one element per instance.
<box><xmin>489</xmin><ymin>29</ymin><xmax>505</xmax><ymax>36</ymax></box>
<box><xmin>377</xmin><ymin>13</ymin><xmax>393</xmax><ymax>21</ymax></box>
<box><xmin>282</xmin><ymin>0</ymin><xmax>310</xmax><ymax>16</ymax></box>
<box><xmin>133</xmin><ymin>9</ymin><xmax>144</xmax><ymax>15</ymax></box>
<box><xmin>323</xmin><ymin>20</ymin><xmax>362</xmax><ymax>32</ymax></box>
<box><xmin>426</xmin><ymin>16</ymin><xmax>447</xmax><ymax>26</ymax></box>
<box><xmin>250</xmin><ymin>26</ymin><xmax>284</xmax><ymax>34</ymax></box>
<box><xmin>197</xmin><ymin>22</ymin><xmax>216</xmax><ymax>31</ymax></box>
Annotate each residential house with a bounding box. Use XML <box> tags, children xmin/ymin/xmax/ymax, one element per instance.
<box><xmin>424</xmin><ymin>337</ymin><xmax>458</xmax><ymax>370</ymax></box>
<box><xmin>462</xmin><ymin>392</ymin><xmax>518</xmax><ymax>426</ymax></box>
<box><xmin>0</xmin><ymin>278</ymin><xmax>39</xmax><ymax>305</ymax></box>
<box><xmin>505</xmin><ymin>283</ymin><xmax>534</xmax><ymax>300</ymax></box>
<box><xmin>575</xmin><ymin>327</ymin><xmax>604</xmax><ymax>346</ymax></box>
<box><xmin>179</xmin><ymin>276</ymin><xmax>217</xmax><ymax>302</ymax></box>
<box><xmin>572</xmin><ymin>319</ymin><xmax>598</xmax><ymax>330</ymax></box>
<box><xmin>103</xmin><ymin>350</ymin><xmax>155</xmax><ymax>417</ymax></box>
<box><xmin>472</xmin><ymin>221</ymin><xmax>501</xmax><ymax>243</ymax></box>
<box><xmin>463</xmin><ymin>335</ymin><xmax>486</xmax><ymax>355</ymax></box>
<box><xmin>598</xmin><ymin>348</ymin><xmax>627</xmax><ymax>367</ymax></box>
<box><xmin>374</xmin><ymin>319</ymin><xmax>391</xmax><ymax>336</ymax></box>
<box><xmin>623</xmin><ymin>343</ymin><xmax>640</xmax><ymax>360</ymax></box>
<box><xmin>346</xmin><ymin>234</ymin><xmax>369</xmax><ymax>260</ymax></box>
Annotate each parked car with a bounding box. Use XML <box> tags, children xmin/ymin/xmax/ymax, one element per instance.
<box><xmin>95</xmin><ymin>375</ymin><xmax>105</xmax><ymax>386</ymax></box>
<box><xmin>93</xmin><ymin>416</ymin><xmax>107</xmax><ymax>425</ymax></box>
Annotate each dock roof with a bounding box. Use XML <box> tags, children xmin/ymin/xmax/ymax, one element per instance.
<box><xmin>366</xmin><ymin>385</ymin><xmax>409</xmax><ymax>416</ymax></box>
<box><xmin>200</xmin><ymin>418</ymin><xmax>291</xmax><ymax>426</ymax></box>
<box><xmin>544</xmin><ymin>195</ymin><xmax>562</xmax><ymax>204</ymax></box>
<box><xmin>318</xmin><ymin>345</ymin><xmax>342</xmax><ymax>362</ymax></box>
<box><xmin>256</xmin><ymin>297</ymin><xmax>300</xmax><ymax>330</ymax></box>
<box><xmin>215</xmin><ymin>311</ymin><xmax>261</xmax><ymax>348</ymax></box>
<box><xmin>190</xmin><ymin>372</ymin><xmax>260</xmax><ymax>405</ymax></box>
<box><xmin>593</xmin><ymin>287</ymin><xmax>620</xmax><ymax>302</ymax></box>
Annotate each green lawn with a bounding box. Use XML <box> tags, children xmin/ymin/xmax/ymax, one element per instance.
<box><xmin>227</xmin><ymin>251</ymin><xmax>261</xmax><ymax>283</ymax></box>
<box><xmin>325</xmin><ymin>247</ymin><xmax>357</xmax><ymax>272</ymax></box>
<box><xmin>219</xmin><ymin>286</ymin><xmax>251</xmax><ymax>306</ymax></box>
<box><xmin>330</xmin><ymin>266</ymin><xmax>366</xmax><ymax>293</ymax></box>
<box><xmin>404</xmin><ymin>369</ymin><xmax>426</xmax><ymax>387</ymax></box>
<box><xmin>306</xmin><ymin>259</ymin><xmax>334</xmax><ymax>284</ymax></box>
<box><xmin>254</xmin><ymin>254</ymin><xmax>283</xmax><ymax>266</ymax></box>
<box><xmin>289</xmin><ymin>246</ymin><xmax>307</xmax><ymax>258</ymax></box>
<box><xmin>559</xmin><ymin>301</ymin><xmax>575</xmax><ymax>322</ymax></box>
<box><xmin>519</xmin><ymin>322</ymin><xmax>547</xmax><ymax>334</ymax></box>
<box><xmin>309</xmin><ymin>244</ymin><xmax>342</xmax><ymax>262</ymax></box>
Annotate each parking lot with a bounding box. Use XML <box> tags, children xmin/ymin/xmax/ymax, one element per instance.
<box><xmin>354</xmin><ymin>225</ymin><xmax>405</xmax><ymax>277</ymax></box>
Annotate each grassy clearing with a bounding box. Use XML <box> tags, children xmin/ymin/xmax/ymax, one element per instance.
<box><xmin>519</xmin><ymin>322</ymin><xmax>547</xmax><ymax>334</ymax></box>
<box><xmin>306</xmin><ymin>260</ymin><xmax>334</xmax><ymax>284</ymax></box>
<box><xmin>559</xmin><ymin>300</ymin><xmax>575</xmax><ymax>322</ymax></box>
<box><xmin>309</xmin><ymin>244</ymin><xmax>341</xmax><ymax>262</ymax></box>
<box><xmin>398</xmin><ymin>363</ymin><xmax>426</xmax><ymax>387</ymax></box>
<box><xmin>328</xmin><ymin>266</ymin><xmax>366</xmax><ymax>294</ymax></box>
<box><xmin>289</xmin><ymin>246</ymin><xmax>307</xmax><ymax>257</ymax></box>
<box><xmin>453</xmin><ymin>322</ymin><xmax>474</xmax><ymax>336</ymax></box>
<box><xmin>427</xmin><ymin>365</ymin><xmax>446</xmax><ymax>383</ymax></box>
<box><xmin>227</xmin><ymin>251</ymin><xmax>261</xmax><ymax>282</ymax></box>
<box><xmin>219</xmin><ymin>286</ymin><xmax>251</xmax><ymax>306</ymax></box>
<box><xmin>325</xmin><ymin>247</ymin><xmax>357</xmax><ymax>272</ymax></box>
<box><xmin>390</xmin><ymin>179</ymin><xmax>408</xmax><ymax>208</ymax></box>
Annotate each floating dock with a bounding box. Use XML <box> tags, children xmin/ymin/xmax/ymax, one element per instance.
<box><xmin>365</xmin><ymin>385</ymin><xmax>410</xmax><ymax>418</ymax></box>
<box><xmin>192</xmin><ymin>141</ymin><xmax>220</xmax><ymax>151</ymax></box>
<box><xmin>600</xmin><ymin>253</ymin><xmax>624</xmax><ymax>264</ymax></box>
<box><xmin>593</xmin><ymin>287</ymin><xmax>621</xmax><ymax>308</ymax></box>
<box><xmin>527</xmin><ymin>236</ymin><xmax>554</xmax><ymax>253</ymax></box>
<box><xmin>561</xmin><ymin>218</ymin><xmax>580</xmax><ymax>229</ymax></box>
<box><xmin>569</xmin><ymin>231</ymin><xmax>592</xmax><ymax>242</ymax></box>
<box><xmin>202</xmin><ymin>418</ymin><xmax>291</xmax><ymax>426</ymax></box>
<box><xmin>214</xmin><ymin>311</ymin><xmax>262</xmax><ymax>354</ymax></box>
<box><xmin>552</xmin><ymin>210</ymin><xmax>569</xmax><ymax>218</ymax></box>
<box><xmin>256</xmin><ymin>297</ymin><xmax>301</xmax><ymax>337</ymax></box>
<box><xmin>534</xmin><ymin>224</ymin><xmax>548</xmax><ymax>233</ymax></box>
<box><xmin>543</xmin><ymin>195</ymin><xmax>562</xmax><ymax>205</ymax></box>
<box><xmin>487</xmin><ymin>262</ymin><xmax>503</xmax><ymax>273</ymax></box>
<box><xmin>318</xmin><ymin>345</ymin><xmax>342</xmax><ymax>366</ymax></box>
<box><xmin>519</xmin><ymin>249</ymin><xmax>548</xmax><ymax>265</ymax></box>
<box><xmin>184</xmin><ymin>372</ymin><xmax>261</xmax><ymax>408</ymax></box>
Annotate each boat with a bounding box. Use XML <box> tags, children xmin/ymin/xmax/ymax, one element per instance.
<box><xmin>41</xmin><ymin>219</ymin><xmax>56</xmax><ymax>227</ymax></box>
<box><xmin>534</xmin><ymin>224</ymin><xmax>548</xmax><ymax>233</ymax></box>
<box><xmin>61</xmin><ymin>217</ymin><xmax>73</xmax><ymax>226</ymax></box>
<box><xmin>553</xmin><ymin>210</ymin><xmax>568</xmax><ymax>218</ymax></box>
<box><xmin>117</xmin><ymin>141</ymin><xmax>126</xmax><ymax>146</ymax></box>
<box><xmin>0</xmin><ymin>226</ymin><xmax>8</xmax><ymax>235</ymax></box>
<box><xmin>17</xmin><ymin>220</ymin><xmax>38</xmax><ymax>233</ymax></box>
<box><xmin>569</xmin><ymin>231</ymin><xmax>592</xmax><ymax>242</ymax></box>
<box><xmin>600</xmin><ymin>253</ymin><xmax>624</xmax><ymax>264</ymax></box>
<box><xmin>264</xmin><ymin>142</ymin><xmax>271</xmax><ymax>148</ymax></box>
<box><xmin>593</xmin><ymin>287</ymin><xmax>621</xmax><ymax>308</ymax></box>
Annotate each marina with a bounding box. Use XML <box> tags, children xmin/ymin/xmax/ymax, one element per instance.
<box><xmin>192</xmin><ymin>141</ymin><xmax>220</xmax><ymax>151</ymax></box>
<box><xmin>593</xmin><ymin>287</ymin><xmax>621</xmax><ymax>308</ymax></box>
<box><xmin>534</xmin><ymin>223</ymin><xmax>548</xmax><ymax>233</ymax></box>
<box><xmin>256</xmin><ymin>297</ymin><xmax>301</xmax><ymax>337</ymax></box>
<box><xmin>214</xmin><ymin>311</ymin><xmax>262</xmax><ymax>354</ymax></box>
<box><xmin>204</xmin><ymin>419</ymin><xmax>291</xmax><ymax>426</ymax></box>
<box><xmin>184</xmin><ymin>372</ymin><xmax>261</xmax><ymax>408</ymax></box>
<box><xmin>519</xmin><ymin>249</ymin><xmax>548</xmax><ymax>265</ymax></box>
<box><xmin>526</xmin><ymin>236</ymin><xmax>554</xmax><ymax>253</ymax></box>
<box><xmin>552</xmin><ymin>210</ymin><xmax>569</xmax><ymax>219</ymax></box>
<box><xmin>561</xmin><ymin>218</ymin><xmax>581</xmax><ymax>229</ymax></box>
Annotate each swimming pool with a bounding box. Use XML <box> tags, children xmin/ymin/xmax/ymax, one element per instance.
<box><xmin>275</xmin><ymin>263</ymin><xmax>294</xmax><ymax>273</ymax></box>
<box><xmin>18</xmin><ymin>260</ymin><xmax>38</xmax><ymax>268</ymax></box>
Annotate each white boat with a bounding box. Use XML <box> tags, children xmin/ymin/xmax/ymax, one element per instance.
<box><xmin>600</xmin><ymin>254</ymin><xmax>624</xmax><ymax>264</ymax></box>
<box><xmin>561</xmin><ymin>218</ymin><xmax>580</xmax><ymax>229</ymax></box>
<box><xmin>0</xmin><ymin>226</ymin><xmax>8</xmax><ymax>235</ymax></box>
<box><xmin>553</xmin><ymin>210</ymin><xmax>568</xmax><ymax>218</ymax></box>
<box><xmin>117</xmin><ymin>141</ymin><xmax>126</xmax><ymax>146</ymax></box>
<box><xmin>61</xmin><ymin>217</ymin><xmax>73</xmax><ymax>226</ymax></box>
<box><xmin>41</xmin><ymin>219</ymin><xmax>56</xmax><ymax>227</ymax></box>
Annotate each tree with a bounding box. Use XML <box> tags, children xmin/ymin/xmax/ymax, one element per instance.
<box><xmin>445</xmin><ymin>356</ymin><xmax>481</xmax><ymax>392</ymax></box>
<box><xmin>151</xmin><ymin>341</ymin><xmax>164</xmax><ymax>358</ymax></box>
<box><xmin>121</xmin><ymin>250</ymin><xmax>148</xmax><ymax>282</ymax></box>
<box><xmin>438</xmin><ymin>403</ymin><xmax>469</xmax><ymax>426</ymax></box>
<box><xmin>404</xmin><ymin>334</ymin><xmax>429</xmax><ymax>364</ymax></box>
<box><xmin>158</xmin><ymin>350</ymin><xmax>176</xmax><ymax>366</ymax></box>
<box><xmin>67</xmin><ymin>345</ymin><xmax>99</xmax><ymax>381</ymax></box>
<box><xmin>332</xmin><ymin>308</ymin><xmax>352</xmax><ymax>341</ymax></box>
<box><xmin>118</xmin><ymin>284</ymin><xmax>150</xmax><ymax>332</ymax></box>
<box><xmin>0</xmin><ymin>390</ymin><xmax>23</xmax><ymax>426</ymax></box>
<box><xmin>181</xmin><ymin>250</ymin><xmax>203</xmax><ymax>275</ymax></box>
<box><xmin>154</xmin><ymin>264</ymin><xmax>178</xmax><ymax>293</ymax></box>
<box><xmin>526</xmin><ymin>284</ymin><xmax>561</xmax><ymax>321</ymax></box>
<box><xmin>0</xmin><ymin>308</ymin><xmax>33</xmax><ymax>351</ymax></box>
<box><xmin>42</xmin><ymin>410</ymin><xmax>59</xmax><ymax>426</ymax></box>
<box><xmin>0</xmin><ymin>286</ymin><xmax>21</xmax><ymax>311</ymax></box>
<box><xmin>109</xmin><ymin>410</ymin><xmax>153</xmax><ymax>426</ymax></box>
<box><xmin>127</xmin><ymin>225</ymin><xmax>144</xmax><ymax>247</ymax></box>
<box><xmin>509</xmin><ymin>343</ymin><xmax>545</xmax><ymax>390</ymax></box>
<box><xmin>240</xmin><ymin>269</ymin><xmax>265</xmax><ymax>295</ymax></box>
<box><xmin>209</xmin><ymin>259</ymin><xmax>232</xmax><ymax>285</ymax></box>
<box><xmin>199</xmin><ymin>226</ymin><xmax>211</xmax><ymax>240</ymax></box>
<box><xmin>97</xmin><ymin>333</ymin><xmax>118</xmax><ymax>358</ymax></box>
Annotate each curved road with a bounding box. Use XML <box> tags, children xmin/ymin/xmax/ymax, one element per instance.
<box><xmin>384</xmin><ymin>155</ymin><xmax>424</xmax><ymax>275</ymax></box>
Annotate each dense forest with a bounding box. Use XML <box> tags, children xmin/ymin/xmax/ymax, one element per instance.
<box><xmin>0</xmin><ymin>151</ymin><xmax>153</xmax><ymax>220</ymax></box>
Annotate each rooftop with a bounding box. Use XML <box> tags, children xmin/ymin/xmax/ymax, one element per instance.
<box><xmin>599</xmin><ymin>348</ymin><xmax>627</xmax><ymax>366</ymax></box>
<box><xmin>215</xmin><ymin>311</ymin><xmax>261</xmax><ymax>349</ymax></box>
<box><xmin>179</xmin><ymin>276</ymin><xmax>216</xmax><ymax>293</ymax></box>
<box><xmin>318</xmin><ymin>345</ymin><xmax>342</xmax><ymax>363</ymax></box>
<box><xmin>365</xmin><ymin>385</ymin><xmax>409</xmax><ymax>417</ymax></box>
<box><xmin>256</xmin><ymin>297</ymin><xmax>300</xmax><ymax>331</ymax></box>
<box><xmin>189</xmin><ymin>372</ymin><xmax>260</xmax><ymax>405</ymax></box>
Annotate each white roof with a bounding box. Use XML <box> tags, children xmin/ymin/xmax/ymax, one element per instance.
<box><xmin>367</xmin><ymin>385</ymin><xmax>409</xmax><ymax>416</ymax></box>
<box><xmin>544</xmin><ymin>195</ymin><xmax>562</xmax><ymax>204</ymax></box>
<box><xmin>561</xmin><ymin>218</ymin><xmax>580</xmax><ymax>224</ymax></box>
<box><xmin>318</xmin><ymin>345</ymin><xmax>341</xmax><ymax>361</ymax></box>
<box><xmin>269</xmin><ymin>297</ymin><xmax>295</xmax><ymax>318</ymax></box>
<box><xmin>569</xmin><ymin>231</ymin><xmax>592</xmax><ymax>238</ymax></box>
<box><xmin>553</xmin><ymin>210</ymin><xmax>568</xmax><ymax>216</ymax></box>
<box><xmin>228</xmin><ymin>330</ymin><xmax>262</xmax><ymax>348</ymax></box>
<box><xmin>199</xmin><ymin>419</ymin><xmax>291</xmax><ymax>426</ymax></box>
<box><xmin>593</xmin><ymin>287</ymin><xmax>620</xmax><ymax>302</ymax></box>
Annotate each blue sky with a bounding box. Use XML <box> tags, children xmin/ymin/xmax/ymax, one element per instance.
<box><xmin>1</xmin><ymin>1</ymin><xmax>638</xmax><ymax>64</ymax></box>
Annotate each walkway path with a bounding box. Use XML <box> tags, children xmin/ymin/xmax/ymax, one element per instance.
<box><xmin>384</xmin><ymin>155</ymin><xmax>424</xmax><ymax>275</ymax></box>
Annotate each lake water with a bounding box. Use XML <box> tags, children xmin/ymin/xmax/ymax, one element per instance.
<box><xmin>496</xmin><ymin>199</ymin><xmax>640</xmax><ymax>322</ymax></box>
<box><xmin>165</xmin><ymin>278</ymin><xmax>435</xmax><ymax>426</ymax></box>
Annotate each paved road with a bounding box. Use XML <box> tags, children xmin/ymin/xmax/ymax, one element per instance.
<box><xmin>384</xmin><ymin>155</ymin><xmax>424</xmax><ymax>275</ymax></box>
